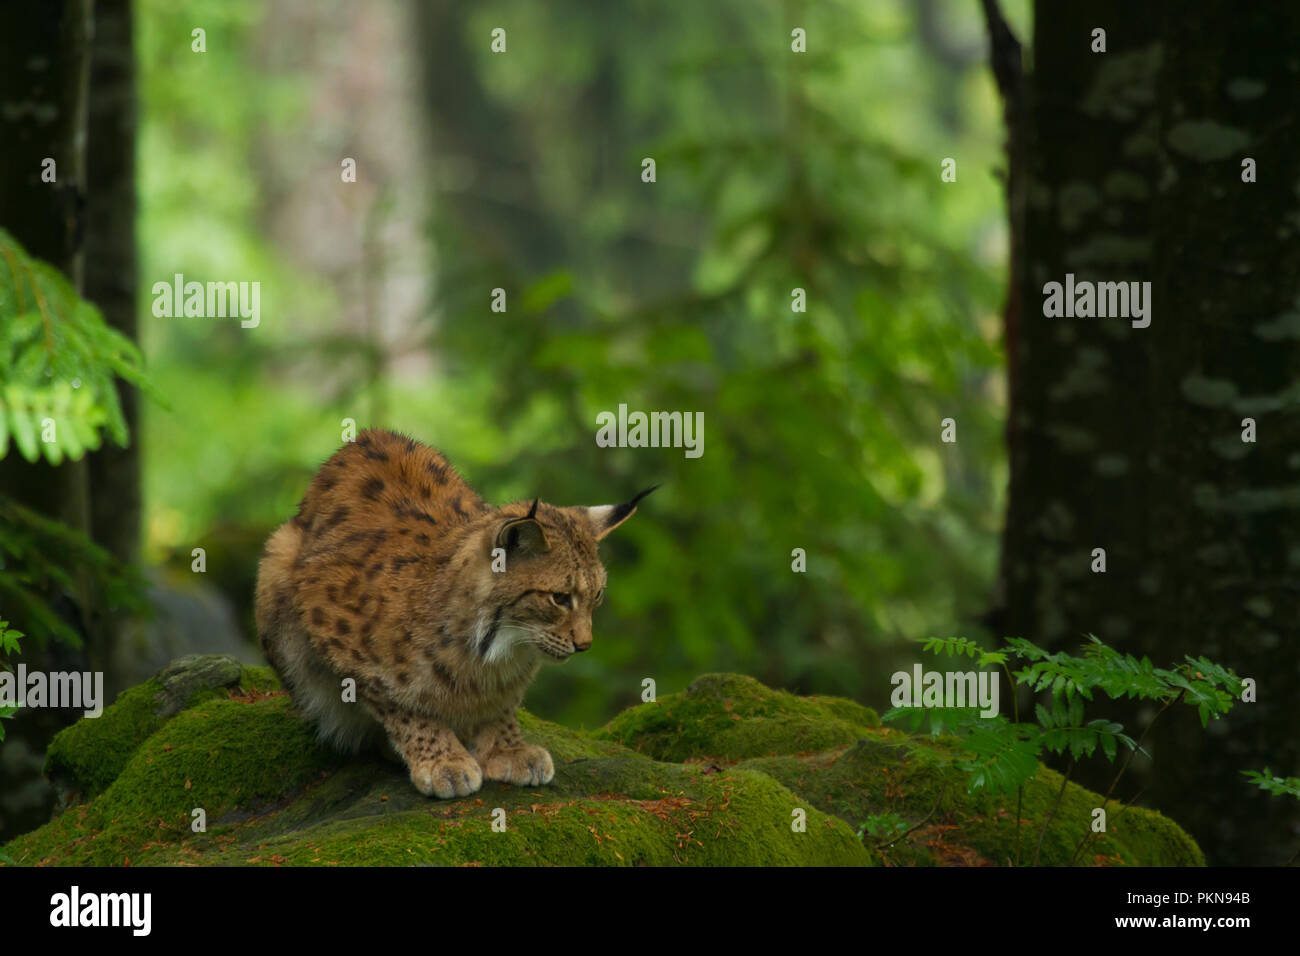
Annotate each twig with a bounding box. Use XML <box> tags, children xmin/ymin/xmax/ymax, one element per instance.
<box><xmin>873</xmin><ymin>786</ymin><xmax>948</xmax><ymax>851</ymax></box>
<box><xmin>1068</xmin><ymin>690</ymin><xmax>1183</xmax><ymax>866</ymax></box>
<box><xmin>1071</xmin><ymin>787</ymin><xmax>1147</xmax><ymax>866</ymax></box>
<box><xmin>1033</xmin><ymin>759</ymin><xmax>1072</xmax><ymax>866</ymax></box>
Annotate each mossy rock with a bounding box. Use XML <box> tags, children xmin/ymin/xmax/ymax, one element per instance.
<box><xmin>737</xmin><ymin>736</ymin><xmax>1204</xmax><ymax>866</ymax></box>
<box><xmin>1</xmin><ymin>657</ymin><xmax>1202</xmax><ymax>866</ymax></box>
<box><xmin>598</xmin><ymin>673</ymin><xmax>882</xmax><ymax>762</ymax></box>
<box><xmin>44</xmin><ymin>654</ymin><xmax>279</xmax><ymax>804</ymax></box>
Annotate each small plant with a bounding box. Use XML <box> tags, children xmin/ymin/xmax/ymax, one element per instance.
<box><xmin>857</xmin><ymin>811</ymin><xmax>909</xmax><ymax>843</ymax></box>
<box><xmin>0</xmin><ymin>619</ymin><xmax>24</xmax><ymax>742</ymax></box>
<box><xmin>1242</xmin><ymin>768</ymin><xmax>1300</xmax><ymax>865</ymax></box>
<box><xmin>883</xmin><ymin>634</ymin><xmax>1245</xmax><ymax>865</ymax></box>
<box><xmin>1243</xmin><ymin>768</ymin><xmax>1300</xmax><ymax>799</ymax></box>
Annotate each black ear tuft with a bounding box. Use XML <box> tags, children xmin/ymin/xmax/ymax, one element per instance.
<box><xmin>589</xmin><ymin>485</ymin><xmax>658</xmax><ymax>541</ymax></box>
<box><xmin>608</xmin><ymin>485</ymin><xmax>658</xmax><ymax>525</ymax></box>
<box><xmin>628</xmin><ymin>485</ymin><xmax>659</xmax><ymax>508</ymax></box>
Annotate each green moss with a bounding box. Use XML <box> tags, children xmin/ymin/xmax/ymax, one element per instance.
<box><xmin>44</xmin><ymin>677</ymin><xmax>169</xmax><ymax>801</ymax></box>
<box><xmin>3</xmin><ymin>659</ymin><xmax>1202</xmax><ymax>867</ymax></box>
<box><xmin>739</xmin><ymin>733</ymin><xmax>1204</xmax><ymax>867</ymax></box>
<box><xmin>597</xmin><ymin>673</ymin><xmax>880</xmax><ymax>763</ymax></box>
<box><xmin>44</xmin><ymin>659</ymin><xmax>281</xmax><ymax>802</ymax></box>
<box><xmin>9</xmin><ymin>693</ymin><xmax>344</xmax><ymax>866</ymax></box>
<box><xmin>517</xmin><ymin>709</ymin><xmax>638</xmax><ymax>764</ymax></box>
<box><xmin>135</xmin><ymin>763</ymin><xmax>867</xmax><ymax>867</ymax></box>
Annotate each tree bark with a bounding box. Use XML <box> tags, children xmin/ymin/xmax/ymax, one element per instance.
<box><xmin>85</xmin><ymin>0</ymin><xmax>142</xmax><ymax>595</ymax></box>
<box><xmin>0</xmin><ymin>0</ymin><xmax>96</xmax><ymax>641</ymax></box>
<box><xmin>1002</xmin><ymin>0</ymin><xmax>1300</xmax><ymax>864</ymax></box>
<box><xmin>0</xmin><ymin>0</ymin><xmax>95</xmax><ymax>844</ymax></box>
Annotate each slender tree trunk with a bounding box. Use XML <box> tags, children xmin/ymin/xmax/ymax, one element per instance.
<box><xmin>84</xmin><ymin>0</ymin><xmax>142</xmax><ymax>656</ymax></box>
<box><xmin>0</xmin><ymin>0</ymin><xmax>95</xmax><ymax>844</ymax></box>
<box><xmin>0</xmin><ymin>0</ymin><xmax>96</xmax><ymax>640</ymax></box>
<box><xmin>1001</xmin><ymin>0</ymin><xmax>1300</xmax><ymax>864</ymax></box>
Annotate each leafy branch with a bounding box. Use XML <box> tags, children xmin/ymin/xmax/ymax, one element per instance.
<box><xmin>0</xmin><ymin>227</ymin><xmax>165</xmax><ymax>465</ymax></box>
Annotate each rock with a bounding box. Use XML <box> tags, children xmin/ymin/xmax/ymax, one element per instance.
<box><xmin>109</xmin><ymin>573</ymin><xmax>258</xmax><ymax>694</ymax></box>
<box><xmin>1</xmin><ymin>579</ymin><xmax>258</xmax><ymax>846</ymax></box>
<box><xmin>598</xmin><ymin>672</ymin><xmax>882</xmax><ymax>762</ymax></box>
<box><xmin>41</xmin><ymin>654</ymin><xmax>278</xmax><ymax>810</ymax></box>
<box><xmin>152</xmin><ymin>654</ymin><xmax>246</xmax><ymax>718</ymax></box>
<box><xmin>1</xmin><ymin>659</ymin><xmax>1203</xmax><ymax>866</ymax></box>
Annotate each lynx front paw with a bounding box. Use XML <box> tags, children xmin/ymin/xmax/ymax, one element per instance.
<box><xmin>410</xmin><ymin>753</ymin><xmax>483</xmax><ymax>799</ymax></box>
<box><xmin>480</xmin><ymin>744</ymin><xmax>555</xmax><ymax>787</ymax></box>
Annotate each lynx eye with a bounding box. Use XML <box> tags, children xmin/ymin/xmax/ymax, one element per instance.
<box><xmin>594</xmin><ymin>588</ymin><xmax>605</xmax><ymax>605</ymax></box>
<box><xmin>550</xmin><ymin>592</ymin><xmax>572</xmax><ymax>608</ymax></box>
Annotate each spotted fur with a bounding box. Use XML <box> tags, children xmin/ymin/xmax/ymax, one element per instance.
<box><xmin>254</xmin><ymin>428</ymin><xmax>649</xmax><ymax>798</ymax></box>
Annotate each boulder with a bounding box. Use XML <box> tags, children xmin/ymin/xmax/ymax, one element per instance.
<box><xmin>1</xmin><ymin>658</ymin><xmax>1203</xmax><ymax>866</ymax></box>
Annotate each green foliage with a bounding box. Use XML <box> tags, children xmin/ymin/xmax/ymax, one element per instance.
<box><xmin>885</xmin><ymin>634</ymin><xmax>1242</xmax><ymax>798</ymax></box>
<box><xmin>1243</xmin><ymin>768</ymin><xmax>1300</xmax><ymax>800</ymax></box>
<box><xmin>0</xmin><ymin>229</ymin><xmax>160</xmax><ymax>465</ymax></box>
<box><xmin>0</xmin><ymin>619</ymin><xmax>20</xmax><ymax>658</ymax></box>
<box><xmin>0</xmin><ymin>231</ymin><xmax>156</xmax><ymax>650</ymax></box>
<box><xmin>919</xmin><ymin>635</ymin><xmax>1008</xmax><ymax>669</ymax></box>
<box><xmin>0</xmin><ymin>496</ymin><xmax>147</xmax><ymax>649</ymax></box>
<box><xmin>882</xmin><ymin>633</ymin><xmax>1245</xmax><ymax>864</ymax></box>
<box><xmin>856</xmin><ymin>811</ymin><xmax>909</xmax><ymax>844</ymax></box>
<box><xmin>0</xmin><ymin>619</ymin><xmax>22</xmax><ymax>742</ymax></box>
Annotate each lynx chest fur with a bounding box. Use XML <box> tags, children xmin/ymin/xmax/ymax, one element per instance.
<box><xmin>255</xmin><ymin>428</ymin><xmax>649</xmax><ymax>798</ymax></box>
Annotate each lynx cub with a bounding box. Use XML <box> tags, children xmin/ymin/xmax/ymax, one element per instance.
<box><xmin>255</xmin><ymin>428</ymin><xmax>650</xmax><ymax>798</ymax></box>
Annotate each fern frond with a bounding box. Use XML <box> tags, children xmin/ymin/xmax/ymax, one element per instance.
<box><xmin>0</xmin><ymin>228</ymin><xmax>165</xmax><ymax>465</ymax></box>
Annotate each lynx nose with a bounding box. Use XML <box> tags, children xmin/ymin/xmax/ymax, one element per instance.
<box><xmin>572</xmin><ymin>638</ymin><xmax>591</xmax><ymax>653</ymax></box>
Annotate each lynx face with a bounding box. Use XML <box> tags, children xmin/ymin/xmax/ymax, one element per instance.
<box><xmin>254</xmin><ymin>427</ymin><xmax>653</xmax><ymax>798</ymax></box>
<box><xmin>475</xmin><ymin>498</ymin><xmax>638</xmax><ymax>665</ymax></box>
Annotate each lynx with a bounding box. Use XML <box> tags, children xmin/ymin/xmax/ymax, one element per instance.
<box><xmin>254</xmin><ymin>428</ymin><xmax>651</xmax><ymax>798</ymax></box>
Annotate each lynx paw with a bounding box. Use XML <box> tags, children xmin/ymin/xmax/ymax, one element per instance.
<box><xmin>480</xmin><ymin>744</ymin><xmax>555</xmax><ymax>787</ymax></box>
<box><xmin>410</xmin><ymin>753</ymin><xmax>483</xmax><ymax>799</ymax></box>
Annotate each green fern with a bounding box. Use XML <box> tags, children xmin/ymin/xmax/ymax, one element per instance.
<box><xmin>881</xmin><ymin>703</ymin><xmax>988</xmax><ymax>739</ymax></box>
<box><xmin>919</xmin><ymin>635</ymin><xmax>1008</xmax><ymax>669</ymax></box>
<box><xmin>883</xmin><ymin>633</ymin><xmax>1247</xmax><ymax>863</ymax></box>
<box><xmin>0</xmin><ymin>227</ymin><xmax>164</xmax><ymax>465</ymax></box>
<box><xmin>0</xmin><ymin>495</ymin><xmax>146</xmax><ymax>647</ymax></box>
<box><xmin>0</xmin><ymin>230</ymin><xmax>158</xmax><ymax>650</ymax></box>
<box><xmin>956</xmin><ymin>720</ymin><xmax>1042</xmax><ymax>795</ymax></box>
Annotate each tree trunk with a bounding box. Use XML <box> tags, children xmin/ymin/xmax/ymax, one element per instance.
<box><xmin>0</xmin><ymin>0</ymin><xmax>95</xmax><ymax>844</ymax></box>
<box><xmin>1002</xmin><ymin>0</ymin><xmax>1300</xmax><ymax>864</ymax></box>
<box><xmin>84</xmin><ymin>0</ymin><xmax>142</xmax><ymax>641</ymax></box>
<box><xmin>0</xmin><ymin>0</ymin><xmax>96</xmax><ymax>643</ymax></box>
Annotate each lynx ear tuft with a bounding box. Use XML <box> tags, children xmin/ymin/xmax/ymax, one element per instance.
<box><xmin>585</xmin><ymin>485</ymin><xmax>658</xmax><ymax>541</ymax></box>
<box><xmin>496</xmin><ymin>503</ymin><xmax>548</xmax><ymax>559</ymax></box>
